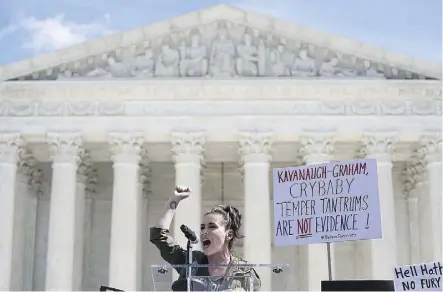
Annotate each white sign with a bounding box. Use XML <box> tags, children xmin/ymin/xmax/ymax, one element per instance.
<box><xmin>272</xmin><ymin>158</ymin><xmax>381</xmax><ymax>246</ymax></box>
<box><xmin>394</xmin><ymin>261</ymin><xmax>442</xmax><ymax>291</ymax></box>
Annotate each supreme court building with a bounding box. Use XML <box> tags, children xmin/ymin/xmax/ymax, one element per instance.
<box><xmin>0</xmin><ymin>4</ymin><xmax>441</xmax><ymax>291</ymax></box>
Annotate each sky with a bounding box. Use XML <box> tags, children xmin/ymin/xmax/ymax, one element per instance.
<box><xmin>0</xmin><ymin>0</ymin><xmax>441</xmax><ymax>67</ymax></box>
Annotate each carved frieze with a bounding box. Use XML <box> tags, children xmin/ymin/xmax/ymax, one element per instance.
<box><xmin>0</xmin><ymin>98</ymin><xmax>440</xmax><ymax>117</ymax></box>
<box><xmin>12</xmin><ymin>21</ymin><xmax>427</xmax><ymax>81</ymax></box>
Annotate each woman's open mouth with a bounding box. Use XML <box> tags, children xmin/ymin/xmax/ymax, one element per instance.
<box><xmin>202</xmin><ymin>239</ymin><xmax>211</xmax><ymax>248</ymax></box>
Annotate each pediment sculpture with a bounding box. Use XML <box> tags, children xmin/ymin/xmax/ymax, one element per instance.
<box><xmin>154</xmin><ymin>37</ymin><xmax>180</xmax><ymax>78</ymax></box>
<box><xmin>32</xmin><ymin>21</ymin><xmax>421</xmax><ymax>80</ymax></box>
<box><xmin>179</xmin><ymin>34</ymin><xmax>209</xmax><ymax>77</ymax></box>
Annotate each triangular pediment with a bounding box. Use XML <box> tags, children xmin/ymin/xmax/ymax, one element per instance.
<box><xmin>0</xmin><ymin>4</ymin><xmax>440</xmax><ymax>81</ymax></box>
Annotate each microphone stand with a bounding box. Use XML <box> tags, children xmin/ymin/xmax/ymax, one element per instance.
<box><xmin>186</xmin><ymin>239</ymin><xmax>193</xmax><ymax>292</ymax></box>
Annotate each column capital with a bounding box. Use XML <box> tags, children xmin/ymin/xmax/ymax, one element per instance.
<box><xmin>360</xmin><ymin>131</ymin><xmax>397</xmax><ymax>162</ymax></box>
<box><xmin>300</xmin><ymin>132</ymin><xmax>335</xmax><ymax>164</ymax></box>
<box><xmin>139</xmin><ymin>164</ymin><xmax>152</xmax><ymax>199</ymax></box>
<box><xmin>85</xmin><ymin>168</ymin><xmax>98</xmax><ymax>199</ymax></box>
<box><xmin>402</xmin><ymin>168</ymin><xmax>418</xmax><ymax>197</ymax></box>
<box><xmin>171</xmin><ymin>132</ymin><xmax>205</xmax><ymax>164</ymax></box>
<box><xmin>77</xmin><ymin>151</ymin><xmax>92</xmax><ymax>184</ymax></box>
<box><xmin>419</xmin><ymin>132</ymin><xmax>442</xmax><ymax>163</ymax></box>
<box><xmin>17</xmin><ymin>149</ymin><xmax>36</xmax><ymax>177</ymax></box>
<box><xmin>47</xmin><ymin>132</ymin><xmax>83</xmax><ymax>164</ymax></box>
<box><xmin>138</xmin><ymin>161</ymin><xmax>150</xmax><ymax>184</ymax></box>
<box><xmin>0</xmin><ymin>132</ymin><xmax>25</xmax><ymax>164</ymax></box>
<box><xmin>402</xmin><ymin>151</ymin><xmax>427</xmax><ymax>198</ymax></box>
<box><xmin>17</xmin><ymin>149</ymin><xmax>40</xmax><ymax>190</ymax></box>
<box><xmin>238</xmin><ymin>131</ymin><xmax>273</xmax><ymax>164</ymax></box>
<box><xmin>108</xmin><ymin>132</ymin><xmax>144</xmax><ymax>164</ymax></box>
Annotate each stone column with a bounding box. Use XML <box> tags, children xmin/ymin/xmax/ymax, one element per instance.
<box><xmin>402</xmin><ymin>150</ymin><xmax>430</xmax><ymax>263</ymax></box>
<box><xmin>171</xmin><ymin>132</ymin><xmax>205</xmax><ymax>249</ymax></box>
<box><xmin>420</xmin><ymin>133</ymin><xmax>442</xmax><ymax>261</ymax></box>
<box><xmin>11</xmin><ymin>152</ymin><xmax>35</xmax><ymax>291</ymax></box>
<box><xmin>407</xmin><ymin>194</ymin><xmax>419</xmax><ymax>263</ymax></box>
<box><xmin>138</xmin><ymin>160</ymin><xmax>150</xmax><ymax>290</ymax></box>
<box><xmin>402</xmin><ymin>153</ymin><xmax>426</xmax><ymax>264</ymax></box>
<box><xmin>361</xmin><ymin>132</ymin><xmax>397</xmax><ymax>279</ymax></box>
<box><xmin>82</xmin><ymin>169</ymin><xmax>98</xmax><ymax>290</ymax></box>
<box><xmin>73</xmin><ymin>153</ymin><xmax>91</xmax><ymax>290</ymax></box>
<box><xmin>300</xmin><ymin>132</ymin><xmax>335</xmax><ymax>291</ymax></box>
<box><xmin>238</xmin><ymin>132</ymin><xmax>273</xmax><ymax>291</ymax></box>
<box><xmin>23</xmin><ymin>167</ymin><xmax>43</xmax><ymax>291</ymax></box>
<box><xmin>139</xmin><ymin>163</ymin><xmax>151</xmax><ymax>290</ymax></box>
<box><xmin>45</xmin><ymin>132</ymin><xmax>83</xmax><ymax>291</ymax></box>
<box><xmin>108</xmin><ymin>132</ymin><xmax>144</xmax><ymax>290</ymax></box>
<box><xmin>0</xmin><ymin>133</ymin><xmax>23</xmax><ymax>291</ymax></box>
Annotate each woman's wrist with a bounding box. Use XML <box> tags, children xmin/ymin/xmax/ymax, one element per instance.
<box><xmin>167</xmin><ymin>197</ymin><xmax>179</xmax><ymax>210</ymax></box>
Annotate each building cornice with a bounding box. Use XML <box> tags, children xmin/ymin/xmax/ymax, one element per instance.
<box><xmin>0</xmin><ymin>79</ymin><xmax>440</xmax><ymax>101</ymax></box>
<box><xmin>0</xmin><ymin>80</ymin><xmax>440</xmax><ymax>118</ymax></box>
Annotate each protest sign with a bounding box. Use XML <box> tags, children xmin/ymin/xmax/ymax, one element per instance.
<box><xmin>394</xmin><ymin>261</ymin><xmax>442</xmax><ymax>291</ymax></box>
<box><xmin>272</xmin><ymin>158</ymin><xmax>381</xmax><ymax>246</ymax></box>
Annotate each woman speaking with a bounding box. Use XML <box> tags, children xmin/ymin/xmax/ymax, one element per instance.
<box><xmin>150</xmin><ymin>186</ymin><xmax>261</xmax><ymax>291</ymax></box>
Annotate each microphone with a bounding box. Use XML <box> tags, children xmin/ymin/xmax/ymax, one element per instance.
<box><xmin>180</xmin><ymin>224</ymin><xmax>199</xmax><ymax>244</ymax></box>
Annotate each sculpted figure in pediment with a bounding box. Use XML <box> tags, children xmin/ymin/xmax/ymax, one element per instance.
<box><xmin>155</xmin><ymin>41</ymin><xmax>180</xmax><ymax>77</ymax></box>
<box><xmin>83</xmin><ymin>67</ymin><xmax>110</xmax><ymax>78</ymax></box>
<box><xmin>107</xmin><ymin>57</ymin><xmax>132</xmax><ymax>77</ymax></box>
<box><xmin>390</xmin><ymin>67</ymin><xmax>400</xmax><ymax>79</ymax></box>
<box><xmin>82</xmin><ymin>57</ymin><xmax>128</xmax><ymax>78</ymax></box>
<box><xmin>132</xmin><ymin>43</ymin><xmax>155</xmax><ymax>77</ymax></box>
<box><xmin>291</xmin><ymin>49</ymin><xmax>317</xmax><ymax>77</ymax></box>
<box><xmin>179</xmin><ymin>34</ymin><xmax>209</xmax><ymax>77</ymax></box>
<box><xmin>83</xmin><ymin>60</ymin><xmax>113</xmax><ymax>78</ymax></box>
<box><xmin>236</xmin><ymin>33</ymin><xmax>262</xmax><ymax>77</ymax></box>
<box><xmin>362</xmin><ymin>60</ymin><xmax>385</xmax><ymax>78</ymax></box>
<box><xmin>278</xmin><ymin>38</ymin><xmax>295</xmax><ymax>69</ymax></box>
<box><xmin>210</xmin><ymin>27</ymin><xmax>236</xmax><ymax>77</ymax></box>
<box><xmin>319</xmin><ymin>58</ymin><xmax>357</xmax><ymax>77</ymax></box>
<box><xmin>85</xmin><ymin>67</ymin><xmax>111</xmax><ymax>78</ymax></box>
<box><xmin>266</xmin><ymin>45</ymin><xmax>290</xmax><ymax>77</ymax></box>
<box><xmin>56</xmin><ymin>69</ymin><xmax>78</xmax><ymax>80</ymax></box>
<box><xmin>257</xmin><ymin>39</ymin><xmax>267</xmax><ymax>76</ymax></box>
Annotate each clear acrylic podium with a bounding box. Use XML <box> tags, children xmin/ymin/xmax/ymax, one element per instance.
<box><xmin>151</xmin><ymin>263</ymin><xmax>291</xmax><ymax>291</ymax></box>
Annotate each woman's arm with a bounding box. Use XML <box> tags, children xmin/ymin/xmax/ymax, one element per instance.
<box><xmin>155</xmin><ymin>197</ymin><xmax>179</xmax><ymax>229</ymax></box>
<box><xmin>150</xmin><ymin>187</ymin><xmax>191</xmax><ymax>267</ymax></box>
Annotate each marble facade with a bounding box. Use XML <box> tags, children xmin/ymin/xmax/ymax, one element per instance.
<box><xmin>0</xmin><ymin>4</ymin><xmax>441</xmax><ymax>291</ymax></box>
